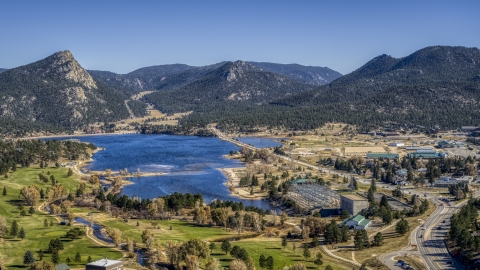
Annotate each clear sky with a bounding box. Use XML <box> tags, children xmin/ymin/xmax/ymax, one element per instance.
<box><xmin>1</xmin><ymin>0</ymin><xmax>479</xmax><ymax>75</ymax></box>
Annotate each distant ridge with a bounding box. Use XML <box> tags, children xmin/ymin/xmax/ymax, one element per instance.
<box><xmin>88</xmin><ymin>61</ymin><xmax>340</xmax><ymax>94</ymax></box>
<box><xmin>0</xmin><ymin>68</ymin><xmax>7</xmax><ymax>74</ymax></box>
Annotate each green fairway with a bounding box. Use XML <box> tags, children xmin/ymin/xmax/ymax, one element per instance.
<box><xmin>0</xmin><ymin>167</ymin><xmax>122</xmax><ymax>268</ymax></box>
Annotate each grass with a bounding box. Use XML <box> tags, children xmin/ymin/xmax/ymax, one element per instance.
<box><xmin>210</xmin><ymin>237</ymin><xmax>350</xmax><ymax>270</ymax></box>
<box><xmin>0</xmin><ymin>167</ymin><xmax>122</xmax><ymax>268</ymax></box>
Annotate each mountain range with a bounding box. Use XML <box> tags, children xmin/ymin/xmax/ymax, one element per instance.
<box><xmin>87</xmin><ymin>61</ymin><xmax>340</xmax><ymax>95</ymax></box>
<box><xmin>0</xmin><ymin>45</ymin><xmax>479</xmax><ymax>136</ymax></box>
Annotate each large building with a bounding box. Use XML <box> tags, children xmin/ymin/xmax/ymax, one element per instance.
<box><xmin>339</xmin><ymin>214</ymin><xmax>372</xmax><ymax>230</ymax></box>
<box><xmin>86</xmin><ymin>259</ymin><xmax>124</xmax><ymax>270</ymax></box>
<box><xmin>340</xmin><ymin>194</ymin><xmax>369</xmax><ymax>215</ymax></box>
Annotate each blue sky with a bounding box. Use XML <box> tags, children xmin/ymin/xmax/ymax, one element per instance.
<box><xmin>1</xmin><ymin>1</ymin><xmax>479</xmax><ymax>74</ymax></box>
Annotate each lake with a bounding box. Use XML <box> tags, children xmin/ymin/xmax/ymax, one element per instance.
<box><xmin>50</xmin><ymin>134</ymin><xmax>281</xmax><ymax>209</ymax></box>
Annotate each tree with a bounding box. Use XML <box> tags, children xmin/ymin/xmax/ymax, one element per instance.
<box><xmin>74</xmin><ymin>252</ymin><xmax>81</xmax><ymax>262</ymax></box>
<box><xmin>313</xmin><ymin>252</ymin><xmax>323</xmax><ymax>268</ymax></box>
<box><xmin>325</xmin><ymin>265</ymin><xmax>333</xmax><ymax>270</ymax></box>
<box><xmin>209</xmin><ymin>242</ymin><xmax>216</xmax><ymax>251</ymax></box>
<box><xmin>66</xmin><ymin>258</ymin><xmax>71</xmax><ymax>264</ymax></box>
<box><xmin>287</xmin><ymin>263</ymin><xmax>306</xmax><ymax>270</ymax></box>
<box><xmin>51</xmin><ymin>249</ymin><xmax>60</xmax><ymax>264</ymax></box>
<box><xmin>2</xmin><ymin>186</ymin><xmax>6</xmax><ymax>196</ymax></box>
<box><xmin>29</xmin><ymin>261</ymin><xmax>55</xmax><ymax>270</ymax></box>
<box><xmin>312</xmin><ymin>235</ymin><xmax>319</xmax><ymax>247</ymax></box>
<box><xmin>67</xmin><ymin>168</ymin><xmax>73</xmax><ymax>177</ymax></box>
<box><xmin>303</xmin><ymin>244</ymin><xmax>311</xmax><ymax>261</ymax></box>
<box><xmin>19</xmin><ymin>227</ymin><xmax>26</xmax><ymax>239</ymax></box>
<box><xmin>373</xmin><ymin>232</ymin><xmax>384</xmax><ymax>246</ymax></box>
<box><xmin>281</xmin><ymin>235</ymin><xmax>288</xmax><ymax>249</ymax></box>
<box><xmin>29</xmin><ymin>206</ymin><xmax>35</xmax><ymax>215</ymax></box>
<box><xmin>107</xmin><ymin>228</ymin><xmax>122</xmax><ymax>247</ymax></box>
<box><xmin>229</xmin><ymin>259</ymin><xmax>247</xmax><ymax>270</ymax></box>
<box><xmin>370</xmin><ymin>179</ymin><xmax>377</xmax><ymax>192</ymax></box>
<box><xmin>340</xmin><ymin>225</ymin><xmax>351</xmax><ymax>242</ymax></box>
<box><xmin>87</xmin><ymin>256</ymin><xmax>92</xmax><ymax>263</ymax></box>
<box><xmin>340</xmin><ymin>210</ymin><xmax>350</xmax><ymax>220</ymax></box>
<box><xmin>10</xmin><ymin>220</ymin><xmax>19</xmax><ymax>237</ymax></box>
<box><xmin>205</xmin><ymin>258</ymin><xmax>221</xmax><ymax>270</ymax></box>
<box><xmin>221</xmin><ymin>239</ymin><xmax>231</xmax><ymax>255</ymax></box>
<box><xmin>20</xmin><ymin>185</ymin><xmax>41</xmax><ymax>206</ymax></box>
<box><xmin>259</xmin><ymin>255</ymin><xmax>266</xmax><ymax>270</ymax></box>
<box><xmin>265</xmin><ymin>256</ymin><xmax>274</xmax><ymax>270</ymax></box>
<box><xmin>24</xmin><ymin>250</ymin><xmax>35</xmax><ymax>264</ymax></box>
<box><xmin>359</xmin><ymin>264</ymin><xmax>367</xmax><ymax>270</ymax></box>
<box><xmin>396</xmin><ymin>218</ymin><xmax>409</xmax><ymax>235</ymax></box>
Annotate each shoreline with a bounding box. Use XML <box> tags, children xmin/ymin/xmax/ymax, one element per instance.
<box><xmin>219</xmin><ymin>167</ymin><xmax>269</xmax><ymax>201</ymax></box>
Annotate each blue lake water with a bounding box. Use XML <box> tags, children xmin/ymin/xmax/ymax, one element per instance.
<box><xmin>49</xmin><ymin>134</ymin><xmax>280</xmax><ymax>209</ymax></box>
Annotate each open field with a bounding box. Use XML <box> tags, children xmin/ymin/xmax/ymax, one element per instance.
<box><xmin>0</xmin><ymin>167</ymin><xmax>122</xmax><ymax>267</ymax></box>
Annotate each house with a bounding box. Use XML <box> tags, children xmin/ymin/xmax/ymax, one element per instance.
<box><xmin>86</xmin><ymin>259</ymin><xmax>124</xmax><ymax>270</ymax></box>
<box><xmin>339</xmin><ymin>214</ymin><xmax>372</xmax><ymax>230</ymax></box>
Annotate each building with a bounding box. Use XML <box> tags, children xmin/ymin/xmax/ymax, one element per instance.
<box><xmin>407</xmin><ymin>150</ymin><xmax>445</xmax><ymax>159</ymax></box>
<box><xmin>86</xmin><ymin>259</ymin><xmax>124</xmax><ymax>270</ymax></box>
<box><xmin>340</xmin><ymin>194</ymin><xmax>369</xmax><ymax>215</ymax></box>
<box><xmin>462</xmin><ymin>126</ymin><xmax>480</xmax><ymax>132</ymax></box>
<box><xmin>339</xmin><ymin>214</ymin><xmax>372</xmax><ymax>230</ymax></box>
<box><xmin>434</xmin><ymin>176</ymin><xmax>473</xmax><ymax>188</ymax></box>
<box><xmin>438</xmin><ymin>140</ymin><xmax>454</xmax><ymax>148</ymax></box>
<box><xmin>389</xmin><ymin>142</ymin><xmax>404</xmax><ymax>147</ymax></box>
<box><xmin>366</xmin><ymin>153</ymin><xmax>399</xmax><ymax>159</ymax></box>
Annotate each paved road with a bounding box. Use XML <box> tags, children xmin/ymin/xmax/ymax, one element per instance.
<box><xmin>380</xmin><ymin>198</ymin><xmax>465</xmax><ymax>270</ymax></box>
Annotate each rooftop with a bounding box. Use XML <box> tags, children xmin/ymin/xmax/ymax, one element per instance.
<box><xmin>341</xmin><ymin>194</ymin><xmax>367</xmax><ymax>201</ymax></box>
<box><xmin>86</xmin><ymin>259</ymin><xmax>124</xmax><ymax>267</ymax></box>
<box><xmin>358</xmin><ymin>218</ymin><xmax>372</xmax><ymax>226</ymax></box>
<box><xmin>366</xmin><ymin>153</ymin><xmax>399</xmax><ymax>159</ymax></box>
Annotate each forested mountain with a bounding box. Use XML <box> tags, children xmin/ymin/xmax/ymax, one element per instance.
<box><xmin>275</xmin><ymin>46</ymin><xmax>480</xmax><ymax>106</ymax></box>
<box><xmin>248</xmin><ymin>62</ymin><xmax>342</xmax><ymax>85</ymax></box>
<box><xmin>143</xmin><ymin>61</ymin><xmax>314</xmax><ymax>113</ymax></box>
<box><xmin>0</xmin><ymin>50</ymin><xmax>134</xmax><ymax>130</ymax></box>
<box><xmin>0</xmin><ymin>68</ymin><xmax>7</xmax><ymax>74</ymax></box>
<box><xmin>89</xmin><ymin>62</ymin><xmax>340</xmax><ymax>94</ymax></box>
<box><xmin>88</xmin><ymin>64</ymin><xmax>192</xmax><ymax>94</ymax></box>
<box><xmin>179</xmin><ymin>46</ymin><xmax>480</xmax><ymax>130</ymax></box>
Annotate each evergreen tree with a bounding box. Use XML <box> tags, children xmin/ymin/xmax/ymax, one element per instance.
<box><xmin>87</xmin><ymin>256</ymin><xmax>92</xmax><ymax>263</ymax></box>
<box><xmin>370</xmin><ymin>179</ymin><xmax>377</xmax><ymax>192</ymax></box>
<box><xmin>221</xmin><ymin>240</ymin><xmax>231</xmax><ymax>255</ymax></box>
<box><xmin>29</xmin><ymin>206</ymin><xmax>35</xmax><ymax>215</ymax></box>
<box><xmin>19</xmin><ymin>227</ymin><xmax>26</xmax><ymax>239</ymax></box>
<box><xmin>66</xmin><ymin>257</ymin><xmax>71</xmax><ymax>264</ymax></box>
<box><xmin>265</xmin><ymin>256</ymin><xmax>274</xmax><ymax>270</ymax></box>
<box><xmin>303</xmin><ymin>244</ymin><xmax>311</xmax><ymax>261</ymax></box>
<box><xmin>314</xmin><ymin>252</ymin><xmax>323</xmax><ymax>268</ymax></box>
<box><xmin>51</xmin><ymin>249</ymin><xmax>60</xmax><ymax>264</ymax></box>
<box><xmin>373</xmin><ymin>232</ymin><xmax>384</xmax><ymax>246</ymax></box>
<box><xmin>311</xmin><ymin>236</ymin><xmax>318</xmax><ymax>247</ymax></box>
<box><xmin>23</xmin><ymin>250</ymin><xmax>35</xmax><ymax>264</ymax></box>
<box><xmin>44</xmin><ymin>219</ymin><xmax>49</xmax><ymax>227</ymax></box>
<box><xmin>10</xmin><ymin>220</ymin><xmax>18</xmax><ymax>237</ymax></box>
<box><xmin>281</xmin><ymin>235</ymin><xmax>287</xmax><ymax>249</ymax></box>
<box><xmin>39</xmin><ymin>249</ymin><xmax>44</xmax><ymax>261</ymax></box>
<box><xmin>340</xmin><ymin>225</ymin><xmax>351</xmax><ymax>242</ymax></box>
<box><xmin>75</xmin><ymin>252</ymin><xmax>81</xmax><ymax>262</ymax></box>
<box><xmin>396</xmin><ymin>218</ymin><xmax>409</xmax><ymax>235</ymax></box>
<box><xmin>2</xmin><ymin>186</ymin><xmax>6</xmax><ymax>196</ymax></box>
<box><xmin>259</xmin><ymin>254</ymin><xmax>266</xmax><ymax>270</ymax></box>
<box><xmin>67</xmin><ymin>168</ymin><xmax>73</xmax><ymax>177</ymax></box>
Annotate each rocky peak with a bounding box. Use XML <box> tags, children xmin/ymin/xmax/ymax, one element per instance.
<box><xmin>222</xmin><ymin>60</ymin><xmax>258</xmax><ymax>82</ymax></box>
<box><xmin>48</xmin><ymin>50</ymin><xmax>97</xmax><ymax>89</ymax></box>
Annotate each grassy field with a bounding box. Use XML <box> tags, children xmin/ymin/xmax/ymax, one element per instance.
<box><xmin>0</xmin><ymin>167</ymin><xmax>122</xmax><ymax>268</ymax></box>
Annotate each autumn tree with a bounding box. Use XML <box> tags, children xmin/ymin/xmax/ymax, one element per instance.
<box><xmin>20</xmin><ymin>185</ymin><xmax>41</xmax><ymax>206</ymax></box>
<box><xmin>107</xmin><ymin>228</ymin><xmax>122</xmax><ymax>247</ymax></box>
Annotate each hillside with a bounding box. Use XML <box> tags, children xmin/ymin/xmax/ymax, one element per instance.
<box><xmin>180</xmin><ymin>46</ymin><xmax>480</xmax><ymax>130</ymax></box>
<box><xmin>0</xmin><ymin>50</ymin><xmax>137</xmax><ymax>130</ymax></box>
<box><xmin>248</xmin><ymin>62</ymin><xmax>342</xmax><ymax>85</ymax></box>
<box><xmin>143</xmin><ymin>61</ymin><xmax>314</xmax><ymax>113</ymax></box>
<box><xmin>0</xmin><ymin>68</ymin><xmax>7</xmax><ymax>74</ymax></box>
<box><xmin>88</xmin><ymin>64</ymin><xmax>192</xmax><ymax>94</ymax></box>
<box><xmin>89</xmin><ymin>62</ymin><xmax>340</xmax><ymax>94</ymax></box>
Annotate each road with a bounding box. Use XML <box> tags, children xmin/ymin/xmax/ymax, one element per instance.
<box><xmin>379</xmin><ymin>198</ymin><xmax>465</xmax><ymax>270</ymax></box>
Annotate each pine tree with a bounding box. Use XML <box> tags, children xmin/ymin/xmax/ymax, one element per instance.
<box><xmin>19</xmin><ymin>227</ymin><xmax>26</xmax><ymax>239</ymax></box>
<box><xmin>259</xmin><ymin>254</ymin><xmax>266</xmax><ymax>270</ymax></box>
<box><xmin>314</xmin><ymin>252</ymin><xmax>323</xmax><ymax>267</ymax></box>
<box><xmin>10</xmin><ymin>220</ymin><xmax>18</xmax><ymax>237</ymax></box>
<box><xmin>66</xmin><ymin>257</ymin><xmax>71</xmax><ymax>264</ymax></box>
<box><xmin>2</xmin><ymin>186</ymin><xmax>6</xmax><ymax>196</ymax></box>
<box><xmin>67</xmin><ymin>168</ymin><xmax>73</xmax><ymax>177</ymax></box>
<box><xmin>370</xmin><ymin>179</ymin><xmax>377</xmax><ymax>192</ymax></box>
<box><xmin>29</xmin><ymin>206</ymin><xmax>35</xmax><ymax>215</ymax></box>
<box><xmin>281</xmin><ymin>235</ymin><xmax>287</xmax><ymax>249</ymax></box>
<box><xmin>87</xmin><ymin>256</ymin><xmax>92</xmax><ymax>263</ymax></box>
<box><xmin>75</xmin><ymin>252</ymin><xmax>81</xmax><ymax>262</ymax></box>
<box><xmin>44</xmin><ymin>219</ymin><xmax>49</xmax><ymax>227</ymax></box>
<box><xmin>51</xmin><ymin>249</ymin><xmax>60</xmax><ymax>264</ymax></box>
<box><xmin>39</xmin><ymin>249</ymin><xmax>44</xmax><ymax>261</ymax></box>
<box><xmin>303</xmin><ymin>244</ymin><xmax>311</xmax><ymax>261</ymax></box>
<box><xmin>23</xmin><ymin>250</ymin><xmax>35</xmax><ymax>264</ymax></box>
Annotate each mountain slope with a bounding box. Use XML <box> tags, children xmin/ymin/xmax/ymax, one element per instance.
<box><xmin>0</xmin><ymin>68</ymin><xmax>7</xmax><ymax>74</ymax></box>
<box><xmin>179</xmin><ymin>46</ymin><xmax>480</xmax><ymax>130</ymax></box>
<box><xmin>0</xmin><ymin>50</ymin><xmax>132</xmax><ymax>128</ymax></box>
<box><xmin>143</xmin><ymin>61</ymin><xmax>314</xmax><ymax>113</ymax></box>
<box><xmin>88</xmin><ymin>64</ymin><xmax>192</xmax><ymax>94</ymax></box>
<box><xmin>276</xmin><ymin>46</ymin><xmax>480</xmax><ymax>106</ymax></box>
<box><xmin>248</xmin><ymin>62</ymin><xmax>342</xmax><ymax>85</ymax></box>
